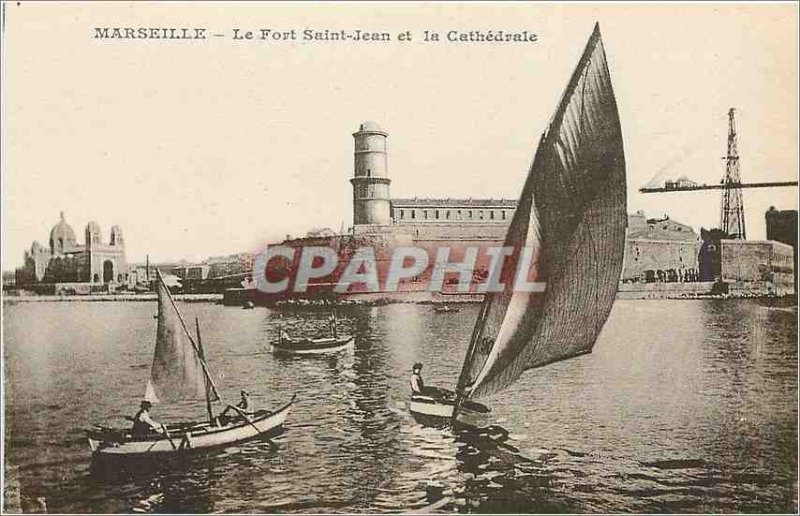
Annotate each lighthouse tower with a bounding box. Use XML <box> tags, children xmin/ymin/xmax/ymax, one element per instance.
<box><xmin>351</xmin><ymin>121</ymin><xmax>391</xmax><ymax>225</ymax></box>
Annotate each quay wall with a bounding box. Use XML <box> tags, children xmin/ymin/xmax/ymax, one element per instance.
<box><xmin>6</xmin><ymin>286</ymin><xmax>793</xmax><ymax>304</ymax></box>
<box><xmin>622</xmin><ymin>239</ymin><xmax>700</xmax><ymax>282</ymax></box>
<box><xmin>721</xmin><ymin>240</ymin><xmax>795</xmax><ymax>296</ymax></box>
<box><xmin>3</xmin><ymin>293</ymin><xmax>222</xmax><ymax>303</ymax></box>
<box><xmin>617</xmin><ymin>282</ymin><xmax>715</xmax><ymax>300</ymax></box>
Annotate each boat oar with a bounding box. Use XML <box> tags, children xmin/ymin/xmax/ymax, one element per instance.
<box><xmin>227</xmin><ymin>405</ymin><xmax>263</xmax><ymax>435</ymax></box>
<box><xmin>161</xmin><ymin>424</ymin><xmax>178</xmax><ymax>450</ymax></box>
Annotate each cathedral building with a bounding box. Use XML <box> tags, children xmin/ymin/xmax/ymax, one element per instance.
<box><xmin>15</xmin><ymin>212</ymin><xmax>127</xmax><ymax>286</ymax></box>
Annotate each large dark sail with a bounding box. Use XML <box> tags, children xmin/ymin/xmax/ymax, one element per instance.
<box><xmin>456</xmin><ymin>24</ymin><xmax>627</xmax><ymax>399</ymax></box>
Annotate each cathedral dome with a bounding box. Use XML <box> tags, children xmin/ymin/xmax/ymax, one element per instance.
<box><xmin>49</xmin><ymin>212</ymin><xmax>77</xmax><ymax>253</ymax></box>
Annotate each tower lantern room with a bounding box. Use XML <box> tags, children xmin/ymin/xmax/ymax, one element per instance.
<box><xmin>351</xmin><ymin>121</ymin><xmax>391</xmax><ymax>225</ymax></box>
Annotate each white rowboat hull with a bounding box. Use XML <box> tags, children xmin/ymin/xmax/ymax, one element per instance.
<box><xmin>409</xmin><ymin>394</ymin><xmax>490</xmax><ymax>428</ymax></box>
<box><xmin>88</xmin><ymin>397</ymin><xmax>294</xmax><ymax>456</ymax></box>
<box><xmin>271</xmin><ymin>336</ymin><xmax>354</xmax><ymax>355</ymax></box>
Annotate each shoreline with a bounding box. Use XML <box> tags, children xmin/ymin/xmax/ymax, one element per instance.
<box><xmin>2</xmin><ymin>291</ymin><xmax>796</xmax><ymax>304</ymax></box>
<box><xmin>2</xmin><ymin>293</ymin><xmax>223</xmax><ymax>303</ymax></box>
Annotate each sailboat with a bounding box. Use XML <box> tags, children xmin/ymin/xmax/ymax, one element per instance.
<box><xmin>86</xmin><ymin>271</ymin><xmax>295</xmax><ymax>456</ymax></box>
<box><xmin>271</xmin><ymin>302</ymin><xmax>354</xmax><ymax>355</ymax></box>
<box><xmin>409</xmin><ymin>24</ymin><xmax>627</xmax><ymax>426</ymax></box>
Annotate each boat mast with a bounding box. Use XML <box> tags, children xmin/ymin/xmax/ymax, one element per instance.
<box><xmin>331</xmin><ymin>300</ymin><xmax>338</xmax><ymax>339</ymax></box>
<box><xmin>196</xmin><ymin>317</ymin><xmax>215</xmax><ymax>425</ymax></box>
<box><xmin>278</xmin><ymin>305</ymin><xmax>283</xmax><ymax>343</ymax></box>
<box><xmin>451</xmin><ymin>299</ymin><xmax>491</xmax><ymax>422</ymax></box>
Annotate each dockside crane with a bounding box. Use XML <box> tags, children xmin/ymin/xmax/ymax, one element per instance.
<box><xmin>639</xmin><ymin>108</ymin><xmax>798</xmax><ymax>240</ymax></box>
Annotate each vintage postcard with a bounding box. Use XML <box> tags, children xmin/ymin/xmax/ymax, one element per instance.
<box><xmin>2</xmin><ymin>2</ymin><xmax>797</xmax><ymax>514</ymax></box>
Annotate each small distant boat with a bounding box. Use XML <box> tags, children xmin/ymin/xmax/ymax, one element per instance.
<box><xmin>86</xmin><ymin>271</ymin><xmax>295</xmax><ymax>457</ymax></box>
<box><xmin>410</xmin><ymin>24</ymin><xmax>628</xmax><ymax>427</ymax></box>
<box><xmin>272</xmin><ymin>332</ymin><xmax>354</xmax><ymax>355</ymax></box>
<box><xmin>271</xmin><ymin>304</ymin><xmax>354</xmax><ymax>355</ymax></box>
<box><xmin>433</xmin><ymin>304</ymin><xmax>460</xmax><ymax>313</ymax></box>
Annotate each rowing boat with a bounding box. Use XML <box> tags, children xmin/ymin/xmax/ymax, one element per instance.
<box><xmin>86</xmin><ymin>271</ymin><xmax>295</xmax><ymax>457</ymax></box>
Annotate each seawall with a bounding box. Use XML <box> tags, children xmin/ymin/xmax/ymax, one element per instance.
<box><xmin>5</xmin><ymin>284</ymin><xmax>794</xmax><ymax>304</ymax></box>
<box><xmin>3</xmin><ymin>293</ymin><xmax>222</xmax><ymax>303</ymax></box>
<box><xmin>617</xmin><ymin>282</ymin><xmax>716</xmax><ymax>300</ymax></box>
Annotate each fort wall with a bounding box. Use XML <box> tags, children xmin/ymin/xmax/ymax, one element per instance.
<box><xmin>720</xmin><ymin>240</ymin><xmax>795</xmax><ymax>296</ymax></box>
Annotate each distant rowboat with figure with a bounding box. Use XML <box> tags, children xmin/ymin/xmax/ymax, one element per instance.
<box><xmin>271</xmin><ymin>302</ymin><xmax>354</xmax><ymax>355</ymax></box>
<box><xmin>86</xmin><ymin>271</ymin><xmax>295</xmax><ymax>456</ymax></box>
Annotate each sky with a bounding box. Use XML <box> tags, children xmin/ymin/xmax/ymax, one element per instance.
<box><xmin>2</xmin><ymin>2</ymin><xmax>797</xmax><ymax>266</ymax></box>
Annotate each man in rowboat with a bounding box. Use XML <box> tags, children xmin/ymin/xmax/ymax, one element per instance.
<box><xmin>236</xmin><ymin>389</ymin><xmax>254</xmax><ymax>412</ymax></box>
<box><xmin>217</xmin><ymin>390</ymin><xmax>255</xmax><ymax>425</ymax></box>
<box><xmin>129</xmin><ymin>400</ymin><xmax>164</xmax><ymax>437</ymax></box>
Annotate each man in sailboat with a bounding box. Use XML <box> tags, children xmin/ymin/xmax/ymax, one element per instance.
<box><xmin>410</xmin><ymin>363</ymin><xmax>424</xmax><ymax>394</ymax></box>
<box><xmin>129</xmin><ymin>400</ymin><xmax>164</xmax><ymax>437</ymax></box>
<box><xmin>411</xmin><ymin>362</ymin><xmax>454</xmax><ymax>401</ymax></box>
<box><xmin>410</xmin><ymin>362</ymin><xmax>441</xmax><ymax>397</ymax></box>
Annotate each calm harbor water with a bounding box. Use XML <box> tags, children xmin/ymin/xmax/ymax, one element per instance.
<box><xmin>3</xmin><ymin>299</ymin><xmax>797</xmax><ymax>513</ymax></box>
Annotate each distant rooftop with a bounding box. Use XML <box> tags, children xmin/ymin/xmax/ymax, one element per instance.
<box><xmin>391</xmin><ymin>198</ymin><xmax>517</xmax><ymax>208</ymax></box>
<box><xmin>627</xmin><ymin>212</ymin><xmax>697</xmax><ymax>242</ymax></box>
<box><xmin>356</xmin><ymin>121</ymin><xmax>386</xmax><ymax>133</ymax></box>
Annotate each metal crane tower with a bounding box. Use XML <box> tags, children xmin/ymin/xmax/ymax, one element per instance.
<box><xmin>720</xmin><ymin>108</ymin><xmax>746</xmax><ymax>239</ymax></box>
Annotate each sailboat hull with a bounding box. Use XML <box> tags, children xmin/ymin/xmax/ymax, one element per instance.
<box><xmin>409</xmin><ymin>392</ymin><xmax>490</xmax><ymax>428</ymax></box>
<box><xmin>87</xmin><ymin>396</ymin><xmax>294</xmax><ymax>457</ymax></box>
<box><xmin>271</xmin><ymin>336</ymin><xmax>354</xmax><ymax>355</ymax></box>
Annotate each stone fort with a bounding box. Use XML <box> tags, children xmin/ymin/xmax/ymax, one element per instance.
<box><xmin>345</xmin><ymin>121</ymin><xmax>700</xmax><ymax>283</ymax></box>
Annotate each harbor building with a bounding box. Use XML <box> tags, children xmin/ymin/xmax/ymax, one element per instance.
<box><xmin>347</xmin><ymin>122</ymin><xmax>700</xmax><ymax>284</ymax></box>
<box><xmin>623</xmin><ymin>212</ymin><xmax>700</xmax><ymax>283</ymax></box>
<box><xmin>15</xmin><ymin>212</ymin><xmax>127</xmax><ymax>291</ymax></box>
<box><xmin>699</xmin><ymin>227</ymin><xmax>794</xmax><ymax>296</ymax></box>
<box><xmin>766</xmin><ymin>207</ymin><xmax>798</xmax><ymax>290</ymax></box>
